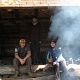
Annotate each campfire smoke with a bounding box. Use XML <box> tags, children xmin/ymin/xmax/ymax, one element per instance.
<box><xmin>49</xmin><ymin>6</ymin><xmax>80</xmax><ymax>62</ymax></box>
<box><xmin>48</xmin><ymin>6</ymin><xmax>80</xmax><ymax>80</ymax></box>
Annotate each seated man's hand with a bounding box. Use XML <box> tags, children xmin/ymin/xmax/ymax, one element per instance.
<box><xmin>20</xmin><ymin>59</ymin><xmax>25</xmax><ymax>65</ymax></box>
<box><xmin>45</xmin><ymin>64</ymin><xmax>48</xmax><ymax>67</ymax></box>
<box><xmin>53</xmin><ymin>62</ymin><xmax>56</xmax><ymax>65</ymax></box>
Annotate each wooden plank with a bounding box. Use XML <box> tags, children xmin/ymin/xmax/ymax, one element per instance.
<box><xmin>40</xmin><ymin>47</ymin><xmax>47</xmax><ymax>52</ymax></box>
<box><xmin>4</xmin><ymin>47</ymin><xmax>47</xmax><ymax>55</ymax></box>
<box><xmin>3</xmin><ymin>43</ymin><xmax>30</xmax><ymax>48</ymax></box>
<box><xmin>3</xmin><ymin>75</ymin><xmax>54</xmax><ymax>80</ymax></box>
<box><xmin>2</xmin><ymin>37</ymin><xmax>48</xmax><ymax>41</ymax></box>
<box><xmin>19</xmin><ymin>3</ymin><xmax>34</xmax><ymax>7</ymax></box>
<box><xmin>47</xmin><ymin>0</ymin><xmax>59</xmax><ymax>3</ymax></box>
<box><xmin>3</xmin><ymin>38</ymin><xmax>29</xmax><ymax>44</ymax></box>
<box><xmin>34</xmin><ymin>0</ymin><xmax>47</xmax><ymax>2</ymax></box>
<box><xmin>0</xmin><ymin>65</ymin><xmax>46</xmax><ymax>74</ymax></box>
<box><xmin>40</xmin><ymin>43</ymin><xmax>49</xmax><ymax>47</ymax></box>
<box><xmin>3</xmin><ymin>33</ymin><xmax>48</xmax><ymax>38</ymax></box>
<box><xmin>3</xmin><ymin>35</ymin><xmax>28</xmax><ymax>38</ymax></box>
<box><xmin>34</xmin><ymin>3</ymin><xmax>48</xmax><ymax>7</ymax></box>
<box><xmin>3</xmin><ymin>43</ymin><xmax>49</xmax><ymax>48</ymax></box>
<box><xmin>21</xmin><ymin>0</ymin><xmax>32</xmax><ymax>1</ymax></box>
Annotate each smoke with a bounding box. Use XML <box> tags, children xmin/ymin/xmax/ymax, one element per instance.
<box><xmin>49</xmin><ymin>6</ymin><xmax>80</xmax><ymax>61</ymax></box>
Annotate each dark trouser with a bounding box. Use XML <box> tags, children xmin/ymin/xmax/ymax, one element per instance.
<box><xmin>13</xmin><ymin>57</ymin><xmax>32</xmax><ymax>72</ymax></box>
<box><xmin>55</xmin><ymin>61</ymin><xmax>67</xmax><ymax>78</ymax></box>
<box><xmin>30</xmin><ymin>40</ymin><xmax>40</xmax><ymax>64</ymax></box>
<box><xmin>53</xmin><ymin>63</ymin><xmax>60</xmax><ymax>77</ymax></box>
<box><xmin>59</xmin><ymin>61</ymin><xmax>68</xmax><ymax>73</ymax></box>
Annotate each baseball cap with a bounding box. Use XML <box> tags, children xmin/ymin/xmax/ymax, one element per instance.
<box><xmin>19</xmin><ymin>39</ymin><xmax>26</xmax><ymax>43</ymax></box>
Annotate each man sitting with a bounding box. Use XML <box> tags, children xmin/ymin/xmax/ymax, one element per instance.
<box><xmin>13</xmin><ymin>39</ymin><xmax>32</xmax><ymax>77</ymax></box>
<box><xmin>45</xmin><ymin>40</ymin><xmax>67</xmax><ymax>78</ymax></box>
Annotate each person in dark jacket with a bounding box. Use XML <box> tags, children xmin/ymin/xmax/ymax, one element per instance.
<box><xmin>13</xmin><ymin>39</ymin><xmax>32</xmax><ymax>77</ymax></box>
<box><xmin>28</xmin><ymin>16</ymin><xmax>41</xmax><ymax>64</ymax></box>
<box><xmin>45</xmin><ymin>40</ymin><xmax>67</xmax><ymax>78</ymax></box>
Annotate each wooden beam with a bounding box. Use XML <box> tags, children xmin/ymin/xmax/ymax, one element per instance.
<box><xmin>3</xmin><ymin>75</ymin><xmax>55</xmax><ymax>80</ymax></box>
<box><xmin>0</xmin><ymin>65</ymin><xmax>46</xmax><ymax>74</ymax></box>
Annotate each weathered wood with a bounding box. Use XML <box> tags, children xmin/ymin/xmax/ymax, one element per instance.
<box><xmin>0</xmin><ymin>8</ymin><xmax>50</xmax><ymax>59</ymax></box>
<box><xmin>0</xmin><ymin>65</ymin><xmax>46</xmax><ymax>75</ymax></box>
<box><xmin>3</xmin><ymin>75</ymin><xmax>55</xmax><ymax>80</ymax></box>
<box><xmin>3</xmin><ymin>43</ymin><xmax>49</xmax><ymax>48</ymax></box>
<box><xmin>4</xmin><ymin>47</ymin><xmax>47</xmax><ymax>56</ymax></box>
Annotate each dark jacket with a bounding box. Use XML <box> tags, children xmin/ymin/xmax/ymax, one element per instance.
<box><xmin>46</xmin><ymin>46</ymin><xmax>61</xmax><ymax>64</ymax></box>
<box><xmin>28</xmin><ymin>22</ymin><xmax>41</xmax><ymax>41</ymax></box>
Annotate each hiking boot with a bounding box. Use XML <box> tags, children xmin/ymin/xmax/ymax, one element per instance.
<box><xmin>27</xmin><ymin>72</ymin><xmax>32</xmax><ymax>76</ymax></box>
<box><xmin>13</xmin><ymin>71</ymin><xmax>19</xmax><ymax>77</ymax></box>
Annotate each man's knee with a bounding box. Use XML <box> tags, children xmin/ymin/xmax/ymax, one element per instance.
<box><xmin>13</xmin><ymin>58</ymin><xmax>19</xmax><ymax>64</ymax></box>
<box><xmin>54</xmin><ymin>63</ymin><xmax>59</xmax><ymax>67</ymax></box>
<box><xmin>27</xmin><ymin>57</ymin><xmax>31</xmax><ymax>62</ymax></box>
<box><xmin>53</xmin><ymin>64</ymin><xmax>59</xmax><ymax>69</ymax></box>
<box><xmin>25</xmin><ymin>57</ymin><xmax>32</xmax><ymax>65</ymax></box>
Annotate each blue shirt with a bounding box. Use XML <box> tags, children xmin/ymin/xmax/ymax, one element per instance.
<box><xmin>46</xmin><ymin>46</ymin><xmax>61</xmax><ymax>64</ymax></box>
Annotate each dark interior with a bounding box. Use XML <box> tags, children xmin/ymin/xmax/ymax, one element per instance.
<box><xmin>0</xmin><ymin>7</ymin><xmax>53</xmax><ymax>65</ymax></box>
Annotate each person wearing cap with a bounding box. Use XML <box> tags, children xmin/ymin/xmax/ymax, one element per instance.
<box><xmin>44</xmin><ymin>40</ymin><xmax>67</xmax><ymax>79</ymax></box>
<box><xmin>13</xmin><ymin>39</ymin><xmax>32</xmax><ymax>77</ymax></box>
<box><xmin>28</xmin><ymin>16</ymin><xmax>41</xmax><ymax>64</ymax></box>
